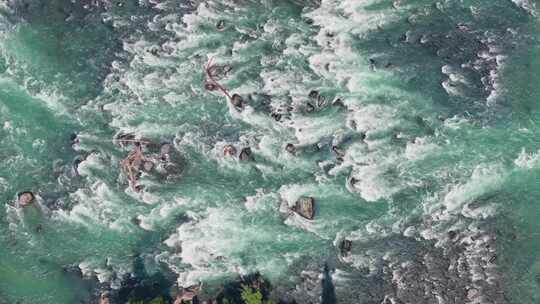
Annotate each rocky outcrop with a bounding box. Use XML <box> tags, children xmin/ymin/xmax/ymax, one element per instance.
<box><xmin>18</xmin><ymin>191</ymin><xmax>35</xmax><ymax>207</ymax></box>
<box><xmin>239</xmin><ymin>147</ymin><xmax>252</xmax><ymax>161</ymax></box>
<box><xmin>223</xmin><ymin>145</ymin><xmax>237</xmax><ymax>156</ymax></box>
<box><xmin>293</xmin><ymin>196</ymin><xmax>315</xmax><ymax>220</ymax></box>
<box><xmin>339</xmin><ymin>239</ymin><xmax>352</xmax><ymax>257</ymax></box>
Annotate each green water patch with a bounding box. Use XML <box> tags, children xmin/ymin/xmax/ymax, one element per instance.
<box><xmin>0</xmin><ymin>245</ymin><xmax>94</xmax><ymax>303</ymax></box>
<box><xmin>0</xmin><ymin>0</ymin><xmax>120</xmax><ymax>105</ymax></box>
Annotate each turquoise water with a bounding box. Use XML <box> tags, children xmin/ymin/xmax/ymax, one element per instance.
<box><xmin>2</xmin><ymin>0</ymin><xmax>540</xmax><ymax>303</ymax></box>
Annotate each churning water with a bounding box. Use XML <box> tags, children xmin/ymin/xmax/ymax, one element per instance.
<box><xmin>2</xmin><ymin>0</ymin><xmax>540</xmax><ymax>303</ymax></box>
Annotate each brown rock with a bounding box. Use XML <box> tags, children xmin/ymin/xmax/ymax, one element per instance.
<box><xmin>293</xmin><ymin>196</ymin><xmax>315</xmax><ymax>220</ymax></box>
<box><xmin>18</xmin><ymin>192</ymin><xmax>35</xmax><ymax>207</ymax></box>
<box><xmin>467</xmin><ymin>288</ymin><xmax>480</xmax><ymax>300</ymax></box>
<box><xmin>231</xmin><ymin>94</ymin><xmax>244</xmax><ymax>108</ymax></box>
<box><xmin>223</xmin><ymin>145</ymin><xmax>237</xmax><ymax>156</ymax></box>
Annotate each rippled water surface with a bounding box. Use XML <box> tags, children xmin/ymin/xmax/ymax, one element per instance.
<box><xmin>2</xmin><ymin>0</ymin><xmax>540</xmax><ymax>303</ymax></box>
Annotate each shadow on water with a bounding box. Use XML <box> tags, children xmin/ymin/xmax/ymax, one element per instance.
<box><xmin>111</xmin><ymin>254</ymin><xmax>174</xmax><ymax>303</ymax></box>
<box><xmin>321</xmin><ymin>264</ymin><xmax>336</xmax><ymax>304</ymax></box>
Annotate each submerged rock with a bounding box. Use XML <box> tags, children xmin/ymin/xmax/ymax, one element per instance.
<box><xmin>18</xmin><ymin>191</ymin><xmax>35</xmax><ymax>207</ymax></box>
<box><xmin>293</xmin><ymin>196</ymin><xmax>315</xmax><ymax>220</ymax></box>
<box><xmin>175</xmin><ymin>285</ymin><xmax>200</xmax><ymax>304</ymax></box>
<box><xmin>285</xmin><ymin>143</ymin><xmax>296</xmax><ymax>155</ymax></box>
<box><xmin>205</xmin><ymin>83</ymin><xmax>217</xmax><ymax>91</ymax></box>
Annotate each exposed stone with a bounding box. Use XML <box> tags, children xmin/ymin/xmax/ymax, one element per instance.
<box><xmin>317</xmin><ymin>95</ymin><xmax>326</xmax><ymax>107</ymax></box>
<box><xmin>293</xmin><ymin>196</ymin><xmax>315</xmax><ymax>220</ymax></box>
<box><xmin>223</xmin><ymin>145</ymin><xmax>237</xmax><ymax>156</ymax></box>
<box><xmin>285</xmin><ymin>143</ymin><xmax>296</xmax><ymax>154</ymax></box>
<box><xmin>18</xmin><ymin>191</ymin><xmax>35</xmax><ymax>207</ymax></box>
<box><xmin>216</xmin><ymin>20</ymin><xmax>225</xmax><ymax>31</ymax></box>
<box><xmin>306</xmin><ymin>102</ymin><xmax>315</xmax><ymax>113</ymax></box>
<box><xmin>340</xmin><ymin>239</ymin><xmax>353</xmax><ymax>256</ymax></box>
<box><xmin>239</xmin><ymin>147</ymin><xmax>252</xmax><ymax>161</ymax></box>
<box><xmin>467</xmin><ymin>288</ymin><xmax>480</xmax><ymax>301</ymax></box>
<box><xmin>332</xmin><ymin>98</ymin><xmax>345</xmax><ymax>107</ymax></box>
<box><xmin>70</xmin><ymin>133</ymin><xmax>79</xmax><ymax>145</ymax></box>
<box><xmin>231</xmin><ymin>94</ymin><xmax>244</xmax><ymax>108</ymax></box>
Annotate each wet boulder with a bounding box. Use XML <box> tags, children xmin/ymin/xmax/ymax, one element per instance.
<box><xmin>293</xmin><ymin>196</ymin><xmax>315</xmax><ymax>220</ymax></box>
<box><xmin>239</xmin><ymin>147</ymin><xmax>252</xmax><ymax>161</ymax></box>
<box><xmin>70</xmin><ymin>133</ymin><xmax>80</xmax><ymax>145</ymax></box>
<box><xmin>305</xmin><ymin>102</ymin><xmax>315</xmax><ymax>113</ymax></box>
<box><xmin>216</xmin><ymin>20</ymin><xmax>225</xmax><ymax>31</ymax></box>
<box><xmin>332</xmin><ymin>98</ymin><xmax>345</xmax><ymax>107</ymax></box>
<box><xmin>230</xmin><ymin>94</ymin><xmax>245</xmax><ymax>109</ymax></box>
<box><xmin>340</xmin><ymin>239</ymin><xmax>352</xmax><ymax>256</ymax></box>
<box><xmin>223</xmin><ymin>145</ymin><xmax>237</xmax><ymax>156</ymax></box>
<box><xmin>18</xmin><ymin>191</ymin><xmax>35</xmax><ymax>207</ymax></box>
